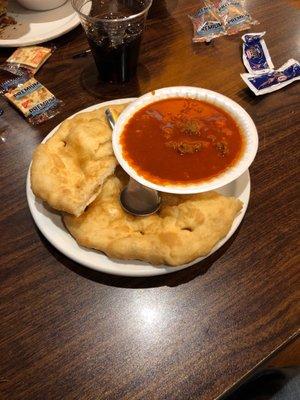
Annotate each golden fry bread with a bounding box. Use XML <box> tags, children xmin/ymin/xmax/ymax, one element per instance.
<box><xmin>64</xmin><ymin>171</ymin><xmax>243</xmax><ymax>266</ymax></box>
<box><xmin>31</xmin><ymin>104</ymin><xmax>127</xmax><ymax>216</ymax></box>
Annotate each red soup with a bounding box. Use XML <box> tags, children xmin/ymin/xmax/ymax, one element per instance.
<box><xmin>120</xmin><ymin>98</ymin><xmax>244</xmax><ymax>185</ymax></box>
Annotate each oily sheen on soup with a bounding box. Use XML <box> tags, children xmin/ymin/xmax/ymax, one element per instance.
<box><xmin>120</xmin><ymin>98</ymin><xmax>245</xmax><ymax>185</ymax></box>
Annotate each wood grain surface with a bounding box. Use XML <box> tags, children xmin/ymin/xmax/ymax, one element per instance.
<box><xmin>0</xmin><ymin>1</ymin><xmax>299</xmax><ymax>399</ymax></box>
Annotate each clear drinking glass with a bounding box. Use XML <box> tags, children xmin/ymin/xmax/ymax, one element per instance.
<box><xmin>72</xmin><ymin>0</ymin><xmax>153</xmax><ymax>83</ymax></box>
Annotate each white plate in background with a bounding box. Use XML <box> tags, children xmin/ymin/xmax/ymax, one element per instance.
<box><xmin>0</xmin><ymin>0</ymin><xmax>80</xmax><ymax>47</ymax></box>
<box><xmin>26</xmin><ymin>98</ymin><xmax>251</xmax><ymax>277</ymax></box>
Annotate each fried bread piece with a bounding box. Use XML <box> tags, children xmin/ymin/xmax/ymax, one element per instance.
<box><xmin>31</xmin><ymin>104</ymin><xmax>127</xmax><ymax>216</ymax></box>
<box><xmin>64</xmin><ymin>170</ymin><xmax>243</xmax><ymax>266</ymax></box>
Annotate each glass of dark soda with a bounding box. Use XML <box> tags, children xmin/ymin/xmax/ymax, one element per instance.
<box><xmin>72</xmin><ymin>0</ymin><xmax>153</xmax><ymax>83</ymax></box>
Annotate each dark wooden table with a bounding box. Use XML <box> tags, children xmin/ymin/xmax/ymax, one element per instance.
<box><xmin>0</xmin><ymin>1</ymin><xmax>299</xmax><ymax>399</ymax></box>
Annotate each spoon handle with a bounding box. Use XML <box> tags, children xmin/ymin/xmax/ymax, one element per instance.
<box><xmin>105</xmin><ymin>108</ymin><xmax>116</xmax><ymax>130</ymax></box>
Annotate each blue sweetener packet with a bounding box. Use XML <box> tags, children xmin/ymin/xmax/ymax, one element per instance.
<box><xmin>240</xmin><ymin>59</ymin><xmax>300</xmax><ymax>95</ymax></box>
<box><xmin>242</xmin><ymin>32</ymin><xmax>274</xmax><ymax>74</ymax></box>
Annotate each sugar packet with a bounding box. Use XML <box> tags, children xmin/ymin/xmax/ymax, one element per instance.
<box><xmin>0</xmin><ymin>46</ymin><xmax>54</xmax><ymax>76</ymax></box>
<box><xmin>242</xmin><ymin>32</ymin><xmax>274</xmax><ymax>74</ymax></box>
<box><xmin>189</xmin><ymin>1</ymin><xmax>225</xmax><ymax>43</ymax></box>
<box><xmin>214</xmin><ymin>0</ymin><xmax>258</xmax><ymax>35</ymax></box>
<box><xmin>240</xmin><ymin>59</ymin><xmax>300</xmax><ymax>95</ymax></box>
<box><xmin>1</xmin><ymin>76</ymin><xmax>63</xmax><ymax>124</ymax></box>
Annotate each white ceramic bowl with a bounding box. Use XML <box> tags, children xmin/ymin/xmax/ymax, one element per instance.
<box><xmin>17</xmin><ymin>0</ymin><xmax>67</xmax><ymax>11</ymax></box>
<box><xmin>112</xmin><ymin>86</ymin><xmax>258</xmax><ymax>194</ymax></box>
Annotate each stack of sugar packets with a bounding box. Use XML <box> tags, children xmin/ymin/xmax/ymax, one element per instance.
<box><xmin>241</xmin><ymin>32</ymin><xmax>300</xmax><ymax>95</ymax></box>
<box><xmin>0</xmin><ymin>46</ymin><xmax>63</xmax><ymax>124</ymax></box>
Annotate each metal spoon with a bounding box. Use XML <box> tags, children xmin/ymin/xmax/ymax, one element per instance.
<box><xmin>105</xmin><ymin>108</ymin><xmax>161</xmax><ymax>217</ymax></box>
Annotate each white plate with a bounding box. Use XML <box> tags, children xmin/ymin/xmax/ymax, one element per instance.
<box><xmin>26</xmin><ymin>98</ymin><xmax>251</xmax><ymax>277</ymax></box>
<box><xmin>0</xmin><ymin>0</ymin><xmax>80</xmax><ymax>47</ymax></box>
